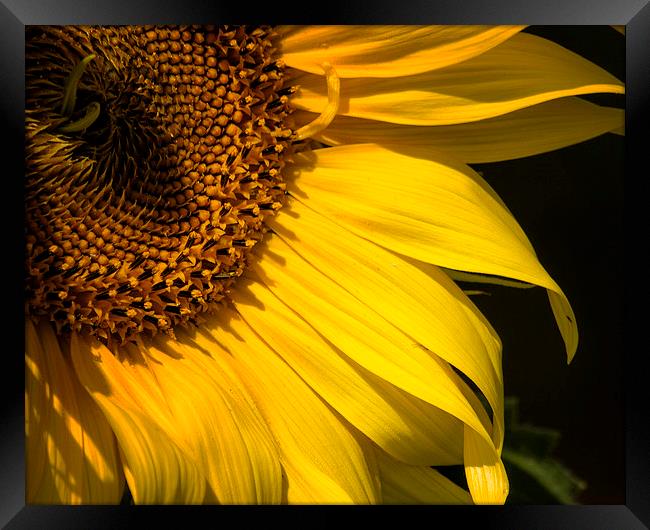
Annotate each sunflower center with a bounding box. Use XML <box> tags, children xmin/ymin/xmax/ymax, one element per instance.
<box><xmin>25</xmin><ymin>25</ymin><xmax>294</xmax><ymax>343</ymax></box>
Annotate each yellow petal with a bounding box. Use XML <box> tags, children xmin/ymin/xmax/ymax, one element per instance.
<box><xmin>248</xmin><ymin>231</ymin><xmax>501</xmax><ymax>465</ymax></box>
<box><xmin>295</xmin><ymin>97</ymin><xmax>624</xmax><ymax>163</ymax></box>
<box><xmin>278</xmin><ymin>25</ymin><xmax>524</xmax><ymax>78</ymax></box>
<box><xmin>289</xmin><ymin>143</ymin><xmax>577</xmax><ymax>361</ymax></box>
<box><xmin>194</xmin><ymin>309</ymin><xmax>381</xmax><ymax>504</ymax></box>
<box><xmin>291</xmin><ymin>32</ymin><xmax>623</xmax><ymax>126</ymax></box>
<box><xmin>70</xmin><ymin>334</ymin><xmax>207</xmax><ymax>504</ymax></box>
<box><xmin>269</xmin><ymin>198</ymin><xmax>503</xmax><ymax>453</ymax></box>
<box><xmin>73</xmin><ymin>332</ymin><xmax>282</xmax><ymax>504</ymax></box>
<box><xmin>139</xmin><ymin>335</ymin><xmax>284</xmax><ymax>504</ymax></box>
<box><xmin>25</xmin><ymin>320</ymin><xmax>124</xmax><ymax>504</ymax></box>
<box><xmin>373</xmin><ymin>446</ymin><xmax>472</xmax><ymax>504</ymax></box>
<box><xmin>464</xmin><ymin>425</ymin><xmax>509</xmax><ymax>504</ymax></box>
<box><xmin>231</xmin><ymin>276</ymin><xmax>464</xmax><ymax>466</ymax></box>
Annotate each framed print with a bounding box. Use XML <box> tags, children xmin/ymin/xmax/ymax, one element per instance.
<box><xmin>1</xmin><ymin>1</ymin><xmax>647</xmax><ymax>528</ymax></box>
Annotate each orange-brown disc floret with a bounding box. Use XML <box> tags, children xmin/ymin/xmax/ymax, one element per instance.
<box><xmin>25</xmin><ymin>25</ymin><xmax>295</xmax><ymax>343</ymax></box>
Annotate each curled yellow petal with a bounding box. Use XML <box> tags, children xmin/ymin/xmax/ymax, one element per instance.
<box><xmin>464</xmin><ymin>425</ymin><xmax>509</xmax><ymax>504</ymax></box>
<box><xmin>289</xmin><ymin>143</ymin><xmax>578</xmax><ymax>361</ymax></box>
<box><xmin>293</xmin><ymin>62</ymin><xmax>340</xmax><ymax>141</ymax></box>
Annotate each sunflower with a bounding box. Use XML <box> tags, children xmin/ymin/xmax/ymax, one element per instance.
<box><xmin>24</xmin><ymin>25</ymin><xmax>624</xmax><ymax>505</ymax></box>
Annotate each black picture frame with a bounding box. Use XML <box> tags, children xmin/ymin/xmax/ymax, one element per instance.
<box><xmin>2</xmin><ymin>1</ymin><xmax>647</xmax><ymax>528</ymax></box>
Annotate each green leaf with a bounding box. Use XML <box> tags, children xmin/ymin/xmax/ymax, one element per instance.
<box><xmin>503</xmin><ymin>396</ymin><xmax>586</xmax><ymax>504</ymax></box>
<box><xmin>503</xmin><ymin>448</ymin><xmax>586</xmax><ymax>504</ymax></box>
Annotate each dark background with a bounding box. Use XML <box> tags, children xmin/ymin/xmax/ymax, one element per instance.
<box><xmin>471</xmin><ymin>26</ymin><xmax>625</xmax><ymax>504</ymax></box>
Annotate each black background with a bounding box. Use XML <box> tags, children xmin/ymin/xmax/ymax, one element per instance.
<box><xmin>471</xmin><ymin>26</ymin><xmax>625</xmax><ymax>504</ymax></box>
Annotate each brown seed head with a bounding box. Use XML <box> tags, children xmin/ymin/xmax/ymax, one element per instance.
<box><xmin>25</xmin><ymin>25</ymin><xmax>295</xmax><ymax>344</ymax></box>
